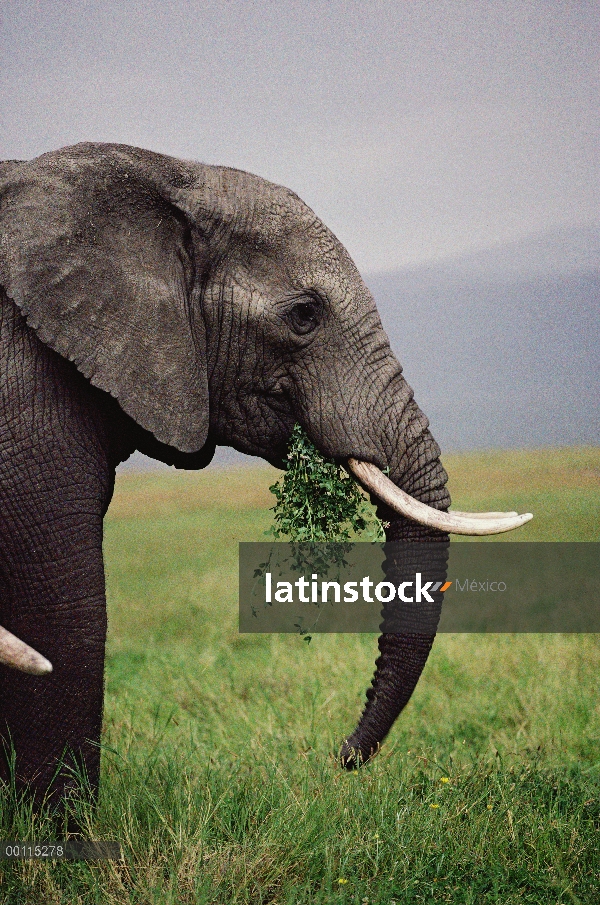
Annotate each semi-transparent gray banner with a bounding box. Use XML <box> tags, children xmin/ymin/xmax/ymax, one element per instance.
<box><xmin>239</xmin><ymin>542</ymin><xmax>600</xmax><ymax>633</ymax></box>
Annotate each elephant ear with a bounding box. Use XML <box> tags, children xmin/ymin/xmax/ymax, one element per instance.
<box><xmin>0</xmin><ymin>143</ymin><xmax>209</xmax><ymax>453</ymax></box>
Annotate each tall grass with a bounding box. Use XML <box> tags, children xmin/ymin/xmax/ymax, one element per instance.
<box><xmin>1</xmin><ymin>448</ymin><xmax>599</xmax><ymax>903</ymax></box>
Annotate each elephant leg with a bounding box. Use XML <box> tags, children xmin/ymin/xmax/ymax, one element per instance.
<box><xmin>0</xmin><ymin>434</ymin><xmax>115</xmax><ymax>808</ymax></box>
<box><xmin>0</xmin><ymin>301</ymin><xmax>133</xmax><ymax>808</ymax></box>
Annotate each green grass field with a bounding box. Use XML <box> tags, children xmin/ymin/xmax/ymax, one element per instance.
<box><xmin>1</xmin><ymin>448</ymin><xmax>599</xmax><ymax>904</ymax></box>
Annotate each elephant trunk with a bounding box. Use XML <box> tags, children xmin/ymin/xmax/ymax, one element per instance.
<box><xmin>339</xmin><ymin>632</ymin><xmax>438</xmax><ymax>767</ymax></box>
<box><xmin>339</xmin><ymin>387</ymin><xmax>531</xmax><ymax>766</ymax></box>
<box><xmin>340</xmin><ymin>402</ymin><xmax>450</xmax><ymax>768</ymax></box>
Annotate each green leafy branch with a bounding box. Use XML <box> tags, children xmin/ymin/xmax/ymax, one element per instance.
<box><xmin>269</xmin><ymin>424</ymin><xmax>385</xmax><ymax>544</ymax></box>
<box><xmin>257</xmin><ymin>426</ymin><xmax>386</xmax><ymax>641</ymax></box>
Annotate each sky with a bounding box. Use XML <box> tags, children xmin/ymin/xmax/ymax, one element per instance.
<box><xmin>1</xmin><ymin>0</ymin><xmax>598</xmax><ymax>273</ymax></box>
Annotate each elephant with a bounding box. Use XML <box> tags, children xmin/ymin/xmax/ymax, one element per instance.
<box><xmin>0</xmin><ymin>142</ymin><xmax>531</xmax><ymax>808</ymax></box>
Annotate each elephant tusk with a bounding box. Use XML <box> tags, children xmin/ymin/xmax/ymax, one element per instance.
<box><xmin>450</xmin><ymin>510</ymin><xmax>519</xmax><ymax>519</ymax></box>
<box><xmin>0</xmin><ymin>626</ymin><xmax>53</xmax><ymax>675</ymax></box>
<box><xmin>347</xmin><ymin>459</ymin><xmax>533</xmax><ymax>536</ymax></box>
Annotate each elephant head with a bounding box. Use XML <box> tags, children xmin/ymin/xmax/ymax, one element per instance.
<box><xmin>0</xmin><ymin>143</ymin><xmax>530</xmax><ymax>779</ymax></box>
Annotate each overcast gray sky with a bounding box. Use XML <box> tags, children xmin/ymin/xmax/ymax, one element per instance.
<box><xmin>1</xmin><ymin>1</ymin><xmax>598</xmax><ymax>273</ymax></box>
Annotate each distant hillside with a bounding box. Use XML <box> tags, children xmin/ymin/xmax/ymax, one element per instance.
<box><xmin>366</xmin><ymin>225</ymin><xmax>600</xmax><ymax>451</ymax></box>
<box><xmin>120</xmin><ymin>225</ymin><xmax>599</xmax><ymax>471</ymax></box>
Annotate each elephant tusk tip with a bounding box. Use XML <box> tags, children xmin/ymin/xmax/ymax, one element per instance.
<box><xmin>31</xmin><ymin>655</ymin><xmax>53</xmax><ymax>676</ymax></box>
<box><xmin>0</xmin><ymin>625</ymin><xmax>53</xmax><ymax>675</ymax></box>
<box><xmin>512</xmin><ymin>512</ymin><xmax>533</xmax><ymax>526</ymax></box>
<box><xmin>11</xmin><ymin>651</ymin><xmax>53</xmax><ymax>676</ymax></box>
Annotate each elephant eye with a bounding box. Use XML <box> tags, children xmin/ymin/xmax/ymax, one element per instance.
<box><xmin>286</xmin><ymin>299</ymin><xmax>321</xmax><ymax>335</ymax></box>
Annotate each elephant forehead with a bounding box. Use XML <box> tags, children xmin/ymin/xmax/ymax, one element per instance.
<box><xmin>208</xmin><ymin>194</ymin><xmax>368</xmax><ymax>305</ymax></box>
<box><xmin>182</xmin><ymin>161</ymin><xmax>351</xmax><ymax>265</ymax></box>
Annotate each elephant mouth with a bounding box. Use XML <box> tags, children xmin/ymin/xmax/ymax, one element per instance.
<box><xmin>347</xmin><ymin>459</ymin><xmax>533</xmax><ymax>536</ymax></box>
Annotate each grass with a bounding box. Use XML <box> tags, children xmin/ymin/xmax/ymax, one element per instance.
<box><xmin>1</xmin><ymin>446</ymin><xmax>599</xmax><ymax>903</ymax></box>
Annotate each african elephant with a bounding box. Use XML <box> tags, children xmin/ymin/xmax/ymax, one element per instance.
<box><xmin>0</xmin><ymin>143</ymin><xmax>530</xmax><ymax>807</ymax></box>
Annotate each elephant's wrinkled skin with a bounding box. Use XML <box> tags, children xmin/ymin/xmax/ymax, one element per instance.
<box><xmin>0</xmin><ymin>142</ymin><xmax>452</xmax><ymax>805</ymax></box>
